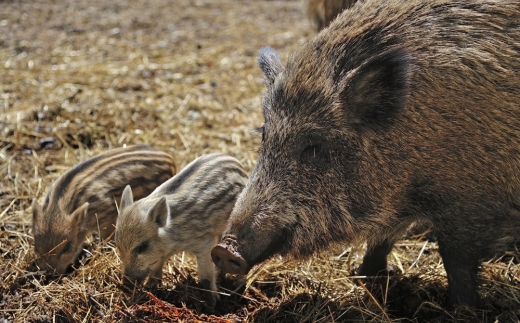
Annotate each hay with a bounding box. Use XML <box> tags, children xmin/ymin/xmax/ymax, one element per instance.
<box><xmin>1</xmin><ymin>0</ymin><xmax>519</xmax><ymax>322</ymax></box>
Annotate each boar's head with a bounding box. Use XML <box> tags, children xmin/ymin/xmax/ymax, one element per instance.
<box><xmin>212</xmin><ymin>42</ymin><xmax>413</xmax><ymax>275</ymax></box>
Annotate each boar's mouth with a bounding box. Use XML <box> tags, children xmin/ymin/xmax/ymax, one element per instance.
<box><xmin>211</xmin><ymin>236</ymin><xmax>250</xmax><ymax>275</ymax></box>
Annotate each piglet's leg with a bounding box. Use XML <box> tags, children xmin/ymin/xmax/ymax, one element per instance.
<box><xmin>195</xmin><ymin>236</ymin><xmax>220</xmax><ymax>307</ymax></box>
<box><xmin>99</xmin><ymin>226</ymin><xmax>115</xmax><ymax>240</ymax></box>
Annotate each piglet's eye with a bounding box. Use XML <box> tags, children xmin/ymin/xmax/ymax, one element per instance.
<box><xmin>134</xmin><ymin>241</ymin><xmax>150</xmax><ymax>254</ymax></box>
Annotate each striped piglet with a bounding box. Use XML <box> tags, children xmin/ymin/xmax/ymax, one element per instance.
<box><xmin>32</xmin><ymin>145</ymin><xmax>177</xmax><ymax>274</ymax></box>
<box><xmin>115</xmin><ymin>153</ymin><xmax>247</xmax><ymax>307</ymax></box>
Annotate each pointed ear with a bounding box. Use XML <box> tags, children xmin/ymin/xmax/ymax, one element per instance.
<box><xmin>147</xmin><ymin>197</ymin><xmax>169</xmax><ymax>228</ymax></box>
<box><xmin>338</xmin><ymin>47</ymin><xmax>412</xmax><ymax>127</ymax></box>
<box><xmin>258</xmin><ymin>47</ymin><xmax>283</xmax><ymax>88</ymax></box>
<box><xmin>32</xmin><ymin>199</ymin><xmax>42</xmax><ymax>230</ymax></box>
<box><xmin>70</xmin><ymin>202</ymin><xmax>89</xmax><ymax>227</ymax></box>
<box><xmin>120</xmin><ymin>185</ymin><xmax>134</xmax><ymax>214</ymax></box>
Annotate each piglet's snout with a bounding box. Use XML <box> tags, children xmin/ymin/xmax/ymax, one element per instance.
<box><xmin>211</xmin><ymin>244</ymin><xmax>248</xmax><ymax>275</ymax></box>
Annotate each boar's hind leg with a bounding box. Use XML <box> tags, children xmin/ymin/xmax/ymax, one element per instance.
<box><xmin>437</xmin><ymin>238</ymin><xmax>479</xmax><ymax>308</ymax></box>
<box><xmin>357</xmin><ymin>239</ymin><xmax>395</xmax><ymax>276</ymax></box>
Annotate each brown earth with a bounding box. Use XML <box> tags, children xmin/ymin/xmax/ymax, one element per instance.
<box><xmin>1</xmin><ymin>0</ymin><xmax>519</xmax><ymax>322</ymax></box>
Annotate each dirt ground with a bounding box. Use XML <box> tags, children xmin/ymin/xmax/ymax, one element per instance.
<box><xmin>1</xmin><ymin>0</ymin><xmax>519</xmax><ymax>322</ymax></box>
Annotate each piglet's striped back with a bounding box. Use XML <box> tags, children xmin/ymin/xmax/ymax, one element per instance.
<box><xmin>42</xmin><ymin>145</ymin><xmax>176</xmax><ymax>219</ymax></box>
<box><xmin>150</xmin><ymin>153</ymin><xmax>247</xmax><ymax>221</ymax></box>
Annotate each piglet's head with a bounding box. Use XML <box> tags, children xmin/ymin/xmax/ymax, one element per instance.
<box><xmin>32</xmin><ymin>199</ymin><xmax>90</xmax><ymax>274</ymax></box>
<box><xmin>115</xmin><ymin>185</ymin><xmax>170</xmax><ymax>287</ymax></box>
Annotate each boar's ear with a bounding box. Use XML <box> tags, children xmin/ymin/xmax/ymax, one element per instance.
<box><xmin>258</xmin><ymin>47</ymin><xmax>283</xmax><ymax>88</ymax></box>
<box><xmin>339</xmin><ymin>47</ymin><xmax>412</xmax><ymax>127</ymax></box>
<box><xmin>147</xmin><ymin>197</ymin><xmax>169</xmax><ymax>228</ymax></box>
<box><xmin>70</xmin><ymin>202</ymin><xmax>89</xmax><ymax>229</ymax></box>
<box><xmin>119</xmin><ymin>185</ymin><xmax>134</xmax><ymax>214</ymax></box>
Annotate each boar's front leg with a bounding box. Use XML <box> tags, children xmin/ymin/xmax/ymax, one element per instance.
<box><xmin>357</xmin><ymin>239</ymin><xmax>395</xmax><ymax>276</ymax></box>
<box><xmin>437</xmin><ymin>237</ymin><xmax>479</xmax><ymax>307</ymax></box>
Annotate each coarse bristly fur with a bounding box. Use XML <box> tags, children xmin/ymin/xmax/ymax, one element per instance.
<box><xmin>212</xmin><ymin>0</ymin><xmax>520</xmax><ymax>309</ymax></box>
<box><xmin>115</xmin><ymin>153</ymin><xmax>247</xmax><ymax>307</ymax></box>
<box><xmin>304</xmin><ymin>0</ymin><xmax>357</xmax><ymax>31</ymax></box>
<box><xmin>32</xmin><ymin>145</ymin><xmax>177</xmax><ymax>274</ymax></box>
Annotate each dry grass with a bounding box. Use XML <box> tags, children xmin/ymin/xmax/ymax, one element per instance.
<box><xmin>1</xmin><ymin>0</ymin><xmax>519</xmax><ymax>322</ymax></box>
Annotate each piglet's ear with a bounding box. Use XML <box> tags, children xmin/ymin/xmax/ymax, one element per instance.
<box><xmin>119</xmin><ymin>185</ymin><xmax>134</xmax><ymax>214</ymax></box>
<box><xmin>70</xmin><ymin>202</ymin><xmax>89</xmax><ymax>228</ymax></box>
<box><xmin>147</xmin><ymin>197</ymin><xmax>169</xmax><ymax>228</ymax></box>
<box><xmin>338</xmin><ymin>47</ymin><xmax>412</xmax><ymax>128</ymax></box>
<box><xmin>258</xmin><ymin>47</ymin><xmax>283</xmax><ymax>88</ymax></box>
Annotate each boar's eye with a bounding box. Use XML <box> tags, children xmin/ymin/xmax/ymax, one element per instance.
<box><xmin>134</xmin><ymin>241</ymin><xmax>150</xmax><ymax>254</ymax></box>
<box><xmin>300</xmin><ymin>143</ymin><xmax>322</xmax><ymax>161</ymax></box>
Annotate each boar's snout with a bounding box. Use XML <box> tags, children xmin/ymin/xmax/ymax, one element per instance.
<box><xmin>211</xmin><ymin>243</ymin><xmax>249</xmax><ymax>275</ymax></box>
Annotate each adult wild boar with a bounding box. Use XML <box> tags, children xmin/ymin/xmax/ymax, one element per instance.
<box><xmin>212</xmin><ymin>0</ymin><xmax>520</xmax><ymax>308</ymax></box>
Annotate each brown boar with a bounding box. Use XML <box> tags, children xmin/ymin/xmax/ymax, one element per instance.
<box><xmin>32</xmin><ymin>145</ymin><xmax>176</xmax><ymax>274</ymax></box>
<box><xmin>211</xmin><ymin>0</ymin><xmax>520</xmax><ymax>308</ymax></box>
<box><xmin>304</xmin><ymin>0</ymin><xmax>357</xmax><ymax>31</ymax></box>
<box><xmin>115</xmin><ymin>153</ymin><xmax>247</xmax><ymax>307</ymax></box>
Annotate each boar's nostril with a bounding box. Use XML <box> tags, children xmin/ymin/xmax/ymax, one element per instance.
<box><xmin>212</xmin><ymin>254</ymin><xmax>224</xmax><ymax>268</ymax></box>
<box><xmin>228</xmin><ymin>259</ymin><xmax>243</xmax><ymax>272</ymax></box>
<box><xmin>211</xmin><ymin>244</ymin><xmax>249</xmax><ymax>275</ymax></box>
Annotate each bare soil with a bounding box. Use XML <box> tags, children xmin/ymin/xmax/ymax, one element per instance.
<box><xmin>1</xmin><ymin>0</ymin><xmax>519</xmax><ymax>322</ymax></box>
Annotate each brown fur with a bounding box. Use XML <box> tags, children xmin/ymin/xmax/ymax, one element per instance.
<box><xmin>32</xmin><ymin>145</ymin><xmax>176</xmax><ymax>274</ymax></box>
<box><xmin>212</xmin><ymin>0</ymin><xmax>520</xmax><ymax>308</ymax></box>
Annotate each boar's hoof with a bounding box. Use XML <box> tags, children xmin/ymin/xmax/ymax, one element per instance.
<box><xmin>211</xmin><ymin>244</ymin><xmax>248</xmax><ymax>275</ymax></box>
